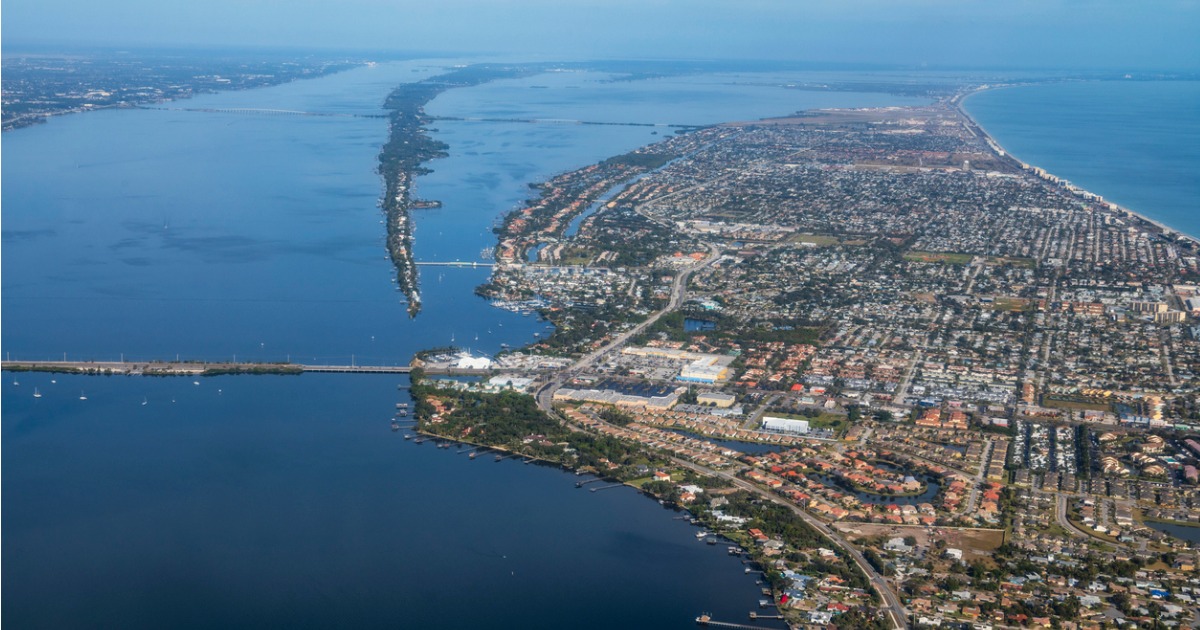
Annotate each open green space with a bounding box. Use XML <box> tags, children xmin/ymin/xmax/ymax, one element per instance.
<box><xmin>903</xmin><ymin>251</ymin><xmax>974</xmax><ymax>265</ymax></box>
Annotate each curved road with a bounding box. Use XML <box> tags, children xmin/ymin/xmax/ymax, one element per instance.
<box><xmin>533</xmin><ymin>248</ymin><xmax>909</xmax><ymax>629</ymax></box>
<box><xmin>672</xmin><ymin>457</ymin><xmax>909</xmax><ymax>630</ymax></box>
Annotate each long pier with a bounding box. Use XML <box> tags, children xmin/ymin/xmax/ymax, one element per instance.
<box><xmin>0</xmin><ymin>360</ymin><xmax>496</xmax><ymax>377</ymax></box>
<box><xmin>694</xmin><ymin>617</ymin><xmax>770</xmax><ymax>630</ymax></box>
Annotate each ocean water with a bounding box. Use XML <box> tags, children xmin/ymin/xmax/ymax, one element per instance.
<box><xmin>1</xmin><ymin>62</ymin><xmax>932</xmax><ymax>628</ymax></box>
<box><xmin>964</xmin><ymin>80</ymin><xmax>1200</xmax><ymax>238</ymax></box>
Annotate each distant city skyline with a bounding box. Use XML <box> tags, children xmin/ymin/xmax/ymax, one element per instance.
<box><xmin>4</xmin><ymin>0</ymin><xmax>1198</xmax><ymax>71</ymax></box>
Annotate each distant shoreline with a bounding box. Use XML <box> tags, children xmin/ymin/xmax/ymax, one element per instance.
<box><xmin>1</xmin><ymin>58</ymin><xmax>365</xmax><ymax>132</ymax></box>
<box><xmin>957</xmin><ymin>83</ymin><xmax>1200</xmax><ymax>246</ymax></box>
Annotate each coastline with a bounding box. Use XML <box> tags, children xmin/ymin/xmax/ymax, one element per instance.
<box><xmin>2</xmin><ymin>60</ymin><xmax>365</xmax><ymax>133</ymax></box>
<box><xmin>377</xmin><ymin>64</ymin><xmax>541</xmax><ymax>317</ymax></box>
<box><xmin>956</xmin><ymin>84</ymin><xmax>1200</xmax><ymax>247</ymax></box>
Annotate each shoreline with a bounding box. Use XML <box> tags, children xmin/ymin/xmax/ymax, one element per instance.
<box><xmin>2</xmin><ymin>60</ymin><xmax>365</xmax><ymax>133</ymax></box>
<box><xmin>956</xmin><ymin>83</ymin><xmax>1200</xmax><ymax>247</ymax></box>
<box><xmin>376</xmin><ymin>64</ymin><xmax>542</xmax><ymax>317</ymax></box>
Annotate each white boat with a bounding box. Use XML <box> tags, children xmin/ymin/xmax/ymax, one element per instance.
<box><xmin>79</xmin><ymin>391</ymin><xmax>87</xmax><ymax>401</ymax></box>
<box><xmin>193</xmin><ymin>380</ymin><xmax>200</xmax><ymax>386</ymax></box>
<box><xmin>142</xmin><ymin>397</ymin><xmax>148</xmax><ymax>406</ymax></box>
<box><xmin>33</xmin><ymin>388</ymin><xmax>42</xmax><ymax>398</ymax></box>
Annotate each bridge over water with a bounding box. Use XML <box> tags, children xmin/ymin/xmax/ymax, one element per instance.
<box><xmin>1</xmin><ymin>360</ymin><xmax>500</xmax><ymax>377</ymax></box>
<box><xmin>414</xmin><ymin>261</ymin><xmax>495</xmax><ymax>268</ymax></box>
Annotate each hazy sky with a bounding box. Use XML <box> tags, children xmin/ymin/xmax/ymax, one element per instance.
<box><xmin>4</xmin><ymin>0</ymin><xmax>1198</xmax><ymax>71</ymax></box>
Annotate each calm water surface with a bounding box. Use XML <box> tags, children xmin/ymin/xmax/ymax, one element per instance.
<box><xmin>2</xmin><ymin>62</ymin><xmax>932</xmax><ymax>627</ymax></box>
<box><xmin>1148</xmin><ymin>521</ymin><xmax>1200</xmax><ymax>545</ymax></box>
<box><xmin>8</xmin><ymin>62</ymin><xmax>1195</xmax><ymax>628</ymax></box>
<box><xmin>965</xmin><ymin>80</ymin><xmax>1200</xmax><ymax>238</ymax></box>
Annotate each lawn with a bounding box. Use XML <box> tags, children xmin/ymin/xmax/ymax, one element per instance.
<box><xmin>903</xmin><ymin>251</ymin><xmax>974</xmax><ymax>265</ymax></box>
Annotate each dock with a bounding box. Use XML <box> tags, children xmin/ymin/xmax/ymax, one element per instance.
<box><xmin>695</xmin><ymin>614</ymin><xmax>773</xmax><ymax>630</ymax></box>
<box><xmin>575</xmin><ymin>478</ymin><xmax>604</xmax><ymax>488</ymax></box>
<box><xmin>590</xmin><ymin>483</ymin><xmax>624</xmax><ymax>492</ymax></box>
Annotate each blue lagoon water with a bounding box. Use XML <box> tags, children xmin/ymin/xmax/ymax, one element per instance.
<box><xmin>3</xmin><ymin>62</ymin><xmax>933</xmax><ymax>627</ymax></box>
<box><xmin>964</xmin><ymin>80</ymin><xmax>1200</xmax><ymax>237</ymax></box>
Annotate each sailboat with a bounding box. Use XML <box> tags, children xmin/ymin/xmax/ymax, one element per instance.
<box><xmin>142</xmin><ymin>396</ymin><xmax>148</xmax><ymax>406</ymax></box>
<box><xmin>79</xmin><ymin>391</ymin><xmax>88</xmax><ymax>401</ymax></box>
<box><xmin>33</xmin><ymin>388</ymin><xmax>42</xmax><ymax>398</ymax></box>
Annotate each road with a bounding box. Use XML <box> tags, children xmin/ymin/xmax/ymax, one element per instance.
<box><xmin>673</xmin><ymin>456</ymin><xmax>909</xmax><ymax>630</ymax></box>
<box><xmin>531</xmin><ymin>247</ymin><xmax>909</xmax><ymax>629</ymax></box>
<box><xmin>964</xmin><ymin>438</ymin><xmax>994</xmax><ymax>514</ymax></box>
<box><xmin>1054</xmin><ymin>493</ymin><xmax>1093</xmax><ymax>539</ymax></box>
<box><xmin>536</xmin><ymin>246</ymin><xmax>721</xmax><ymax>411</ymax></box>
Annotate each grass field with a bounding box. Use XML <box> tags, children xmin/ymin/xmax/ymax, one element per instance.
<box><xmin>987</xmin><ymin>297</ymin><xmax>1031</xmax><ymax>312</ymax></box>
<box><xmin>1042</xmin><ymin>395</ymin><xmax>1112</xmax><ymax>413</ymax></box>
<box><xmin>789</xmin><ymin>233</ymin><xmax>868</xmax><ymax>247</ymax></box>
<box><xmin>987</xmin><ymin>255</ymin><xmax>1037</xmax><ymax>269</ymax></box>
<box><xmin>903</xmin><ymin>251</ymin><xmax>974</xmax><ymax>265</ymax></box>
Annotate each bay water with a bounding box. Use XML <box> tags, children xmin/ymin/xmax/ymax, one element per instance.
<box><xmin>2</xmin><ymin>61</ymin><xmax>932</xmax><ymax>627</ymax></box>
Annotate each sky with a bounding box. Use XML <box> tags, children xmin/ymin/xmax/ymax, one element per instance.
<box><xmin>3</xmin><ymin>0</ymin><xmax>1198</xmax><ymax>71</ymax></box>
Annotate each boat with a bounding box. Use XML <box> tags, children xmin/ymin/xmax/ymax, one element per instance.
<box><xmin>193</xmin><ymin>380</ymin><xmax>200</xmax><ymax>386</ymax></box>
<box><xmin>494</xmin><ymin>454</ymin><xmax>503</xmax><ymax>462</ymax></box>
<box><xmin>391</xmin><ymin>423</ymin><xmax>400</xmax><ymax>432</ymax></box>
<box><xmin>13</xmin><ymin>379</ymin><xmax>19</xmax><ymax>386</ymax></box>
<box><xmin>142</xmin><ymin>396</ymin><xmax>148</xmax><ymax>406</ymax></box>
<box><xmin>469</xmin><ymin>451</ymin><xmax>477</xmax><ymax>459</ymax></box>
<box><xmin>33</xmin><ymin>388</ymin><xmax>42</xmax><ymax>398</ymax></box>
<box><xmin>404</xmin><ymin>434</ymin><xmax>413</xmax><ymax>440</ymax></box>
<box><xmin>79</xmin><ymin>391</ymin><xmax>87</xmax><ymax>400</ymax></box>
<box><xmin>696</xmin><ymin>531</ymin><xmax>708</xmax><ymax>539</ymax></box>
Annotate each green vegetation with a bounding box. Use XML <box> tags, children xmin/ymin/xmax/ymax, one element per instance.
<box><xmin>600</xmin><ymin>151</ymin><xmax>675</xmax><ymax>169</ymax></box>
<box><xmin>200</xmin><ymin>365</ymin><xmax>303</xmax><ymax>376</ymax></box>
<box><xmin>1042</xmin><ymin>394</ymin><xmax>1112</xmax><ymax>413</ymax></box>
<box><xmin>903</xmin><ymin>251</ymin><xmax>974</xmax><ymax>265</ymax></box>
<box><xmin>378</xmin><ymin>64</ymin><xmax>539</xmax><ymax>316</ymax></box>
<box><xmin>411</xmin><ymin>378</ymin><xmax>667</xmax><ymax>479</ymax></box>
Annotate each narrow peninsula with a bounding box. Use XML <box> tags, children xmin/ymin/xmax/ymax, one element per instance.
<box><xmin>377</xmin><ymin>64</ymin><xmax>535</xmax><ymax>316</ymax></box>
